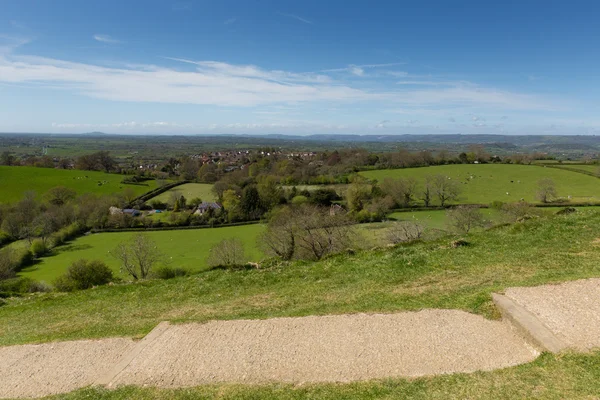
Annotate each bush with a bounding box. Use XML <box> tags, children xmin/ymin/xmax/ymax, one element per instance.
<box><xmin>0</xmin><ymin>277</ymin><xmax>51</xmax><ymax>296</ymax></box>
<box><xmin>152</xmin><ymin>265</ymin><xmax>188</xmax><ymax>280</ymax></box>
<box><xmin>556</xmin><ymin>207</ymin><xmax>577</xmax><ymax>215</ymax></box>
<box><xmin>50</xmin><ymin>223</ymin><xmax>85</xmax><ymax>248</ymax></box>
<box><xmin>54</xmin><ymin>259</ymin><xmax>113</xmax><ymax>291</ymax></box>
<box><xmin>12</xmin><ymin>249</ymin><xmax>34</xmax><ymax>271</ymax></box>
<box><xmin>30</xmin><ymin>239</ymin><xmax>48</xmax><ymax>258</ymax></box>
<box><xmin>0</xmin><ymin>231</ymin><xmax>12</xmax><ymax>247</ymax></box>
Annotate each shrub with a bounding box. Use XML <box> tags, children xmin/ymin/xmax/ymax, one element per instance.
<box><xmin>556</xmin><ymin>207</ymin><xmax>577</xmax><ymax>215</ymax></box>
<box><xmin>152</xmin><ymin>265</ymin><xmax>188</xmax><ymax>280</ymax></box>
<box><xmin>30</xmin><ymin>239</ymin><xmax>48</xmax><ymax>258</ymax></box>
<box><xmin>0</xmin><ymin>277</ymin><xmax>51</xmax><ymax>295</ymax></box>
<box><xmin>0</xmin><ymin>231</ymin><xmax>12</xmax><ymax>247</ymax></box>
<box><xmin>54</xmin><ymin>259</ymin><xmax>113</xmax><ymax>291</ymax></box>
<box><xmin>11</xmin><ymin>249</ymin><xmax>34</xmax><ymax>271</ymax></box>
<box><xmin>450</xmin><ymin>239</ymin><xmax>470</xmax><ymax>248</ymax></box>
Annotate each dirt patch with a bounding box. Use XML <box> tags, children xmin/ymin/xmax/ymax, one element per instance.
<box><xmin>0</xmin><ymin>338</ymin><xmax>135</xmax><ymax>399</ymax></box>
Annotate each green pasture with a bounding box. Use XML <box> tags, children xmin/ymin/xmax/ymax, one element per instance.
<box><xmin>360</xmin><ymin>164</ymin><xmax>600</xmax><ymax>204</ymax></box>
<box><xmin>0</xmin><ymin>166</ymin><xmax>157</xmax><ymax>204</ymax></box>
<box><xmin>18</xmin><ymin>224</ymin><xmax>264</xmax><ymax>282</ymax></box>
<box><xmin>151</xmin><ymin>183</ymin><xmax>216</xmax><ymax>204</ymax></box>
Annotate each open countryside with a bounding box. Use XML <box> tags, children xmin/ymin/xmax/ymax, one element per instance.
<box><xmin>0</xmin><ymin>166</ymin><xmax>158</xmax><ymax>203</ymax></box>
<box><xmin>360</xmin><ymin>164</ymin><xmax>600</xmax><ymax>204</ymax></box>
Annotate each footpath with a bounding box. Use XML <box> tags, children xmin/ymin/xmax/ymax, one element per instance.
<box><xmin>1</xmin><ymin>278</ymin><xmax>599</xmax><ymax>399</ymax></box>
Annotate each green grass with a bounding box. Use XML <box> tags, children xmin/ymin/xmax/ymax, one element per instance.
<box><xmin>283</xmin><ymin>184</ymin><xmax>350</xmax><ymax>196</ymax></box>
<box><xmin>151</xmin><ymin>183</ymin><xmax>215</xmax><ymax>204</ymax></box>
<box><xmin>18</xmin><ymin>224</ymin><xmax>265</xmax><ymax>282</ymax></box>
<box><xmin>359</xmin><ymin>164</ymin><xmax>600</xmax><ymax>204</ymax></box>
<box><xmin>29</xmin><ymin>351</ymin><xmax>600</xmax><ymax>400</ymax></box>
<box><xmin>2</xmin><ymin>209</ymin><xmax>600</xmax><ymax>347</ymax></box>
<box><xmin>0</xmin><ymin>166</ymin><xmax>157</xmax><ymax>204</ymax></box>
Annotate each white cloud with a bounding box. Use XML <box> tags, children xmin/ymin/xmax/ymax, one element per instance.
<box><xmin>224</xmin><ymin>17</ymin><xmax>237</xmax><ymax>25</ymax></box>
<box><xmin>375</xmin><ymin>120</ymin><xmax>391</xmax><ymax>128</ymax></box>
<box><xmin>349</xmin><ymin>65</ymin><xmax>364</xmax><ymax>76</ymax></box>
<box><xmin>0</xmin><ymin>50</ymin><xmax>557</xmax><ymax>114</ymax></box>
<box><xmin>93</xmin><ymin>34</ymin><xmax>121</xmax><ymax>44</ymax></box>
<box><xmin>278</xmin><ymin>12</ymin><xmax>313</xmax><ymax>25</ymax></box>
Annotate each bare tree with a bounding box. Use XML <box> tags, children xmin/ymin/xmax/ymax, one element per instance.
<box><xmin>259</xmin><ymin>207</ymin><xmax>297</xmax><ymax>260</ymax></box>
<box><xmin>446</xmin><ymin>206</ymin><xmax>486</xmax><ymax>233</ymax></box>
<box><xmin>295</xmin><ymin>205</ymin><xmax>354</xmax><ymax>260</ymax></box>
<box><xmin>386</xmin><ymin>221</ymin><xmax>424</xmax><ymax>244</ymax></box>
<box><xmin>432</xmin><ymin>175</ymin><xmax>461</xmax><ymax>206</ymax></box>
<box><xmin>536</xmin><ymin>178</ymin><xmax>557</xmax><ymax>203</ymax></box>
<box><xmin>44</xmin><ymin>186</ymin><xmax>76</xmax><ymax>206</ymax></box>
<box><xmin>207</xmin><ymin>238</ymin><xmax>246</xmax><ymax>268</ymax></box>
<box><xmin>111</xmin><ymin>234</ymin><xmax>163</xmax><ymax>279</ymax></box>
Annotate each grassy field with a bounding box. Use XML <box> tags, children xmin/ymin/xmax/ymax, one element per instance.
<box><xmin>32</xmin><ymin>350</ymin><xmax>600</xmax><ymax>399</ymax></box>
<box><xmin>0</xmin><ymin>166</ymin><xmax>157</xmax><ymax>204</ymax></box>
<box><xmin>2</xmin><ymin>209</ymin><xmax>600</xmax><ymax>347</ymax></box>
<box><xmin>283</xmin><ymin>184</ymin><xmax>350</xmax><ymax>196</ymax></box>
<box><xmin>359</xmin><ymin>164</ymin><xmax>600</xmax><ymax>204</ymax></box>
<box><xmin>18</xmin><ymin>224</ymin><xmax>265</xmax><ymax>282</ymax></box>
<box><xmin>151</xmin><ymin>183</ymin><xmax>215</xmax><ymax>204</ymax></box>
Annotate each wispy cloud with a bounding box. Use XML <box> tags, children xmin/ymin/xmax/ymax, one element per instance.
<box><xmin>93</xmin><ymin>34</ymin><xmax>121</xmax><ymax>44</ymax></box>
<box><xmin>278</xmin><ymin>12</ymin><xmax>313</xmax><ymax>25</ymax></box>
<box><xmin>0</xmin><ymin>34</ymin><xmax>31</xmax><ymax>54</ymax></box>
<box><xmin>349</xmin><ymin>66</ymin><xmax>364</xmax><ymax>76</ymax></box>
<box><xmin>224</xmin><ymin>17</ymin><xmax>237</xmax><ymax>25</ymax></box>
<box><xmin>0</xmin><ymin>49</ymin><xmax>557</xmax><ymax>115</ymax></box>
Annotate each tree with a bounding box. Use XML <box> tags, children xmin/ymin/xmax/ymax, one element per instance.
<box><xmin>0</xmin><ymin>249</ymin><xmax>15</xmax><ymax>281</ymax></box>
<box><xmin>111</xmin><ymin>234</ymin><xmax>162</xmax><ymax>280</ymax></box>
<box><xmin>432</xmin><ymin>175</ymin><xmax>461</xmax><ymax>206</ymax></box>
<box><xmin>257</xmin><ymin>176</ymin><xmax>283</xmax><ymax>212</ymax></box>
<box><xmin>96</xmin><ymin>151</ymin><xmax>116</xmax><ymax>173</ymax></box>
<box><xmin>222</xmin><ymin>189</ymin><xmax>242</xmax><ymax>222</ymax></box>
<box><xmin>212</xmin><ymin>181</ymin><xmax>229</xmax><ymax>202</ymax></box>
<box><xmin>310</xmin><ymin>188</ymin><xmax>339</xmax><ymax>206</ymax></box>
<box><xmin>536</xmin><ymin>178</ymin><xmax>557</xmax><ymax>203</ymax></box>
<box><xmin>0</xmin><ymin>151</ymin><xmax>16</xmax><ymax>166</ymax></box>
<box><xmin>179</xmin><ymin>157</ymin><xmax>199</xmax><ymax>180</ymax></box>
<box><xmin>45</xmin><ymin>186</ymin><xmax>76</xmax><ymax>206</ymax></box>
<box><xmin>381</xmin><ymin>177</ymin><xmax>417</xmax><ymax>207</ymax></box>
<box><xmin>419</xmin><ymin>175</ymin><xmax>435</xmax><ymax>207</ymax></box>
<box><xmin>346</xmin><ymin>183</ymin><xmax>371</xmax><ymax>212</ymax></box>
<box><xmin>240</xmin><ymin>185</ymin><xmax>262</xmax><ymax>219</ymax></box>
<box><xmin>294</xmin><ymin>204</ymin><xmax>354</xmax><ymax>260</ymax></box>
<box><xmin>446</xmin><ymin>206</ymin><xmax>486</xmax><ymax>233</ymax></box>
<box><xmin>259</xmin><ymin>207</ymin><xmax>298</xmax><ymax>260</ymax></box>
<box><xmin>207</xmin><ymin>238</ymin><xmax>246</xmax><ymax>268</ymax></box>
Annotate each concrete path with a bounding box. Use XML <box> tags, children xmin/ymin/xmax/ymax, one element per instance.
<box><xmin>503</xmin><ymin>278</ymin><xmax>600</xmax><ymax>351</ymax></box>
<box><xmin>1</xmin><ymin>278</ymin><xmax>599</xmax><ymax>398</ymax></box>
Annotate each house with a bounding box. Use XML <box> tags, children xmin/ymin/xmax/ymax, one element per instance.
<box><xmin>122</xmin><ymin>208</ymin><xmax>141</xmax><ymax>217</ymax></box>
<box><xmin>194</xmin><ymin>202</ymin><xmax>222</xmax><ymax>216</ymax></box>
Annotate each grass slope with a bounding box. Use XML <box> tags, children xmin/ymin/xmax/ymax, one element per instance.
<box><xmin>2</xmin><ymin>209</ymin><xmax>600</xmax><ymax>347</ymax></box>
<box><xmin>18</xmin><ymin>224</ymin><xmax>265</xmax><ymax>282</ymax></box>
<box><xmin>152</xmin><ymin>183</ymin><xmax>215</xmax><ymax>203</ymax></box>
<box><xmin>32</xmin><ymin>351</ymin><xmax>600</xmax><ymax>400</ymax></box>
<box><xmin>360</xmin><ymin>164</ymin><xmax>600</xmax><ymax>204</ymax></box>
<box><xmin>0</xmin><ymin>166</ymin><xmax>157</xmax><ymax>204</ymax></box>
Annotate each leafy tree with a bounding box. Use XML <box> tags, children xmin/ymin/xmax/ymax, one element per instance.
<box><xmin>240</xmin><ymin>185</ymin><xmax>262</xmax><ymax>219</ymax></box>
<box><xmin>310</xmin><ymin>188</ymin><xmax>339</xmax><ymax>206</ymax></box>
<box><xmin>1</xmin><ymin>151</ymin><xmax>16</xmax><ymax>166</ymax></box>
<box><xmin>45</xmin><ymin>186</ymin><xmax>76</xmax><ymax>206</ymax></box>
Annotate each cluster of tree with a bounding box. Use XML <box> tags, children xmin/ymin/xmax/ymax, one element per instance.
<box><xmin>75</xmin><ymin>151</ymin><xmax>117</xmax><ymax>172</ymax></box>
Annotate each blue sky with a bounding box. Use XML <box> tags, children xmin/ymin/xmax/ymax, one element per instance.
<box><xmin>0</xmin><ymin>0</ymin><xmax>599</xmax><ymax>135</ymax></box>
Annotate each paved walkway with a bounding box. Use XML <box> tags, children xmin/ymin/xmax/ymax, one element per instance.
<box><xmin>1</xmin><ymin>278</ymin><xmax>599</xmax><ymax>398</ymax></box>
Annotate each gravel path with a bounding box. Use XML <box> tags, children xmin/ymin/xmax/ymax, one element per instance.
<box><xmin>109</xmin><ymin>310</ymin><xmax>538</xmax><ymax>387</ymax></box>
<box><xmin>505</xmin><ymin>278</ymin><xmax>600</xmax><ymax>350</ymax></box>
<box><xmin>0</xmin><ymin>338</ymin><xmax>135</xmax><ymax>399</ymax></box>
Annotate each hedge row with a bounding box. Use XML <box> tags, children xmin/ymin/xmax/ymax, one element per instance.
<box><xmin>127</xmin><ymin>180</ymin><xmax>190</xmax><ymax>207</ymax></box>
<box><xmin>90</xmin><ymin>220</ymin><xmax>261</xmax><ymax>233</ymax></box>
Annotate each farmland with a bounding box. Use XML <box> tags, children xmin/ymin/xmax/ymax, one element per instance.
<box><xmin>18</xmin><ymin>224</ymin><xmax>264</xmax><ymax>282</ymax></box>
<box><xmin>360</xmin><ymin>164</ymin><xmax>600</xmax><ymax>204</ymax></box>
<box><xmin>0</xmin><ymin>166</ymin><xmax>158</xmax><ymax>204</ymax></box>
<box><xmin>151</xmin><ymin>183</ymin><xmax>216</xmax><ymax>204</ymax></box>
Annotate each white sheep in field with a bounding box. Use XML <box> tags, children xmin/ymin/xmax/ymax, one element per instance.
<box><xmin>506</xmin><ymin>192</ymin><xmax>509</xmax><ymax>195</ymax></box>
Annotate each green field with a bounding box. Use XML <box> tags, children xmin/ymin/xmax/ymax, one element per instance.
<box><xmin>3</xmin><ymin>209</ymin><xmax>600</xmax><ymax>348</ymax></box>
<box><xmin>360</xmin><ymin>164</ymin><xmax>600</xmax><ymax>204</ymax></box>
<box><xmin>19</xmin><ymin>224</ymin><xmax>264</xmax><ymax>282</ymax></box>
<box><xmin>0</xmin><ymin>166</ymin><xmax>158</xmax><ymax>204</ymax></box>
<box><xmin>151</xmin><ymin>183</ymin><xmax>216</xmax><ymax>204</ymax></box>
